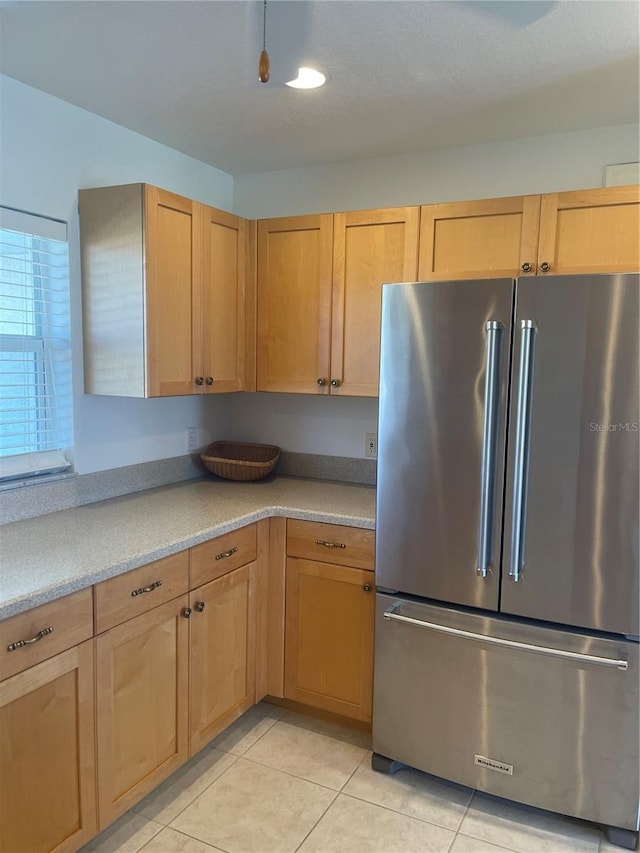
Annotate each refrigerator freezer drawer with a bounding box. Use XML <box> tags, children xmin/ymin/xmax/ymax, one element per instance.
<box><xmin>373</xmin><ymin>594</ymin><xmax>640</xmax><ymax>831</ymax></box>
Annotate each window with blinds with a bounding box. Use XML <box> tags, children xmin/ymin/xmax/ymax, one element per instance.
<box><xmin>0</xmin><ymin>207</ymin><xmax>73</xmax><ymax>481</ymax></box>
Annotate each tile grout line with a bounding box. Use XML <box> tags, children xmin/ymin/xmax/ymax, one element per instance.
<box><xmin>239</xmin><ymin>752</ymin><xmax>356</xmax><ymax>794</ymax></box>
<box><xmin>445</xmin><ymin>787</ymin><xmax>476</xmax><ymax>852</ymax></box>
<box><xmin>292</xmin><ymin>788</ymin><xmax>341</xmax><ymax>853</ymax></box>
<box><xmin>160</xmin><ymin>752</ymin><xmax>241</xmax><ymax>830</ymax></box>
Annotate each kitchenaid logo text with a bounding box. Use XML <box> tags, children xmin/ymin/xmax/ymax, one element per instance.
<box><xmin>589</xmin><ymin>422</ymin><xmax>639</xmax><ymax>432</ymax></box>
<box><xmin>474</xmin><ymin>754</ymin><xmax>514</xmax><ymax>775</ymax></box>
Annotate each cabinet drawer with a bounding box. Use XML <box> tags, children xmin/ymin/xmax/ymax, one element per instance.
<box><xmin>190</xmin><ymin>523</ymin><xmax>257</xmax><ymax>588</ymax></box>
<box><xmin>94</xmin><ymin>551</ymin><xmax>189</xmax><ymax>634</ymax></box>
<box><xmin>287</xmin><ymin>520</ymin><xmax>375</xmax><ymax>570</ymax></box>
<box><xmin>0</xmin><ymin>588</ymin><xmax>93</xmax><ymax>681</ymax></box>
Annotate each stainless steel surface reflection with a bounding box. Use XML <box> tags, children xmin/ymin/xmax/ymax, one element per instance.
<box><xmin>502</xmin><ymin>274</ymin><xmax>640</xmax><ymax>635</ymax></box>
<box><xmin>375</xmin><ymin>278</ymin><xmax>513</xmax><ymax>610</ymax></box>
<box><xmin>373</xmin><ymin>593</ymin><xmax>640</xmax><ymax>831</ymax></box>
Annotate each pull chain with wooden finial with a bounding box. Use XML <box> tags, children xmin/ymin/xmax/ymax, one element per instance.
<box><xmin>259</xmin><ymin>0</ymin><xmax>270</xmax><ymax>83</ymax></box>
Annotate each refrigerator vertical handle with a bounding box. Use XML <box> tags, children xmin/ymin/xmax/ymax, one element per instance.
<box><xmin>477</xmin><ymin>320</ymin><xmax>504</xmax><ymax>578</ymax></box>
<box><xmin>509</xmin><ymin>319</ymin><xmax>537</xmax><ymax>582</ymax></box>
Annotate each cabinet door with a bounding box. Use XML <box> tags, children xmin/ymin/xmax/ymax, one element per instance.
<box><xmin>331</xmin><ymin>208</ymin><xmax>419</xmax><ymax>397</ymax></box>
<box><xmin>285</xmin><ymin>558</ymin><xmax>374</xmax><ymax>722</ymax></box>
<box><xmin>145</xmin><ymin>186</ymin><xmax>201</xmax><ymax>396</ymax></box>
<box><xmin>257</xmin><ymin>215</ymin><xmax>333</xmax><ymax>393</ymax></box>
<box><xmin>199</xmin><ymin>206</ymin><xmax>247</xmax><ymax>393</ymax></box>
<box><xmin>419</xmin><ymin>196</ymin><xmax>540</xmax><ymax>280</ymax></box>
<box><xmin>96</xmin><ymin>595</ymin><xmax>189</xmax><ymax>827</ymax></box>
<box><xmin>537</xmin><ymin>186</ymin><xmax>640</xmax><ymax>275</ymax></box>
<box><xmin>189</xmin><ymin>563</ymin><xmax>257</xmax><ymax>754</ymax></box>
<box><xmin>0</xmin><ymin>642</ymin><xmax>97</xmax><ymax>853</ymax></box>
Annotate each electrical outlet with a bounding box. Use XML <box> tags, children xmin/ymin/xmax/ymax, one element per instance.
<box><xmin>365</xmin><ymin>432</ymin><xmax>377</xmax><ymax>458</ymax></box>
<box><xmin>186</xmin><ymin>427</ymin><xmax>198</xmax><ymax>452</ymax></box>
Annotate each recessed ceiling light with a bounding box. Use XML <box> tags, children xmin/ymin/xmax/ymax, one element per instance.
<box><xmin>286</xmin><ymin>67</ymin><xmax>326</xmax><ymax>89</ymax></box>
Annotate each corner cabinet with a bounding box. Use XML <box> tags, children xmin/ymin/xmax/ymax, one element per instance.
<box><xmin>284</xmin><ymin>520</ymin><xmax>375</xmax><ymax>722</ymax></box>
<box><xmin>79</xmin><ymin>183</ymin><xmax>249</xmax><ymax>397</ymax></box>
<box><xmin>257</xmin><ymin>207</ymin><xmax>419</xmax><ymax>397</ymax></box>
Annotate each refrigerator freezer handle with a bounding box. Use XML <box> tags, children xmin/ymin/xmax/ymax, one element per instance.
<box><xmin>477</xmin><ymin>320</ymin><xmax>504</xmax><ymax>578</ymax></box>
<box><xmin>509</xmin><ymin>319</ymin><xmax>537</xmax><ymax>582</ymax></box>
<box><xmin>382</xmin><ymin>609</ymin><xmax>629</xmax><ymax>670</ymax></box>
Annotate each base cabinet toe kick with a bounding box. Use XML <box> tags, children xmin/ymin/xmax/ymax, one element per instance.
<box><xmin>372</xmin><ymin>594</ymin><xmax>640</xmax><ymax>845</ymax></box>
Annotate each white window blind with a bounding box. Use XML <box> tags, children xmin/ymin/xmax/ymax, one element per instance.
<box><xmin>0</xmin><ymin>207</ymin><xmax>73</xmax><ymax>481</ymax></box>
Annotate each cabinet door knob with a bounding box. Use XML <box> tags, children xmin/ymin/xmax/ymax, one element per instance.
<box><xmin>183</xmin><ymin>607</ymin><xmax>192</xmax><ymax>619</ymax></box>
<box><xmin>363</xmin><ymin>583</ymin><xmax>372</xmax><ymax>592</ymax></box>
<box><xmin>330</xmin><ymin>378</ymin><xmax>341</xmax><ymax>387</ymax></box>
<box><xmin>521</xmin><ymin>262</ymin><xmax>532</xmax><ymax>273</ymax></box>
<box><xmin>540</xmin><ymin>262</ymin><xmax>551</xmax><ymax>272</ymax></box>
<box><xmin>205</xmin><ymin>377</ymin><xmax>214</xmax><ymax>385</ymax></box>
<box><xmin>317</xmin><ymin>378</ymin><xmax>327</xmax><ymax>387</ymax></box>
<box><xmin>195</xmin><ymin>601</ymin><xmax>205</xmax><ymax>613</ymax></box>
<box><xmin>195</xmin><ymin>377</ymin><xmax>204</xmax><ymax>386</ymax></box>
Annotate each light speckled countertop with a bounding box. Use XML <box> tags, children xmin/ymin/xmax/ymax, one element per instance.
<box><xmin>0</xmin><ymin>476</ymin><xmax>375</xmax><ymax>620</ymax></box>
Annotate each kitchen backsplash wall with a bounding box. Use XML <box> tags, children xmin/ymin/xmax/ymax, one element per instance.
<box><xmin>229</xmin><ymin>394</ymin><xmax>378</xmax><ymax>460</ymax></box>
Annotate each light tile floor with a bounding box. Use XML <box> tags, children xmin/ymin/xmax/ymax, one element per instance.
<box><xmin>82</xmin><ymin>702</ymin><xmax>620</xmax><ymax>853</ymax></box>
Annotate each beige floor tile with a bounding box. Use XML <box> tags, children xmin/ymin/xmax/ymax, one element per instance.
<box><xmin>279</xmin><ymin>708</ymin><xmax>372</xmax><ymax>750</ymax></box>
<box><xmin>243</xmin><ymin>719</ymin><xmax>367</xmax><ymax>789</ymax></box>
<box><xmin>81</xmin><ymin>813</ymin><xmax>163</xmax><ymax>853</ymax></box>
<box><xmin>134</xmin><ymin>748</ymin><xmax>237</xmax><ymax>825</ymax></box>
<box><xmin>207</xmin><ymin>701</ymin><xmax>284</xmax><ymax>756</ymax></box>
<box><xmin>460</xmin><ymin>793</ymin><xmax>601</xmax><ymax>853</ymax></box>
<box><xmin>140</xmin><ymin>827</ymin><xmax>224</xmax><ymax>852</ymax></box>
<box><xmin>343</xmin><ymin>759</ymin><xmax>472</xmax><ymax>830</ymax></box>
<box><xmin>170</xmin><ymin>757</ymin><xmax>336</xmax><ymax>853</ymax></box>
<box><xmin>451</xmin><ymin>835</ymin><xmax>519</xmax><ymax>853</ymax></box>
<box><xmin>299</xmin><ymin>794</ymin><xmax>455</xmax><ymax>853</ymax></box>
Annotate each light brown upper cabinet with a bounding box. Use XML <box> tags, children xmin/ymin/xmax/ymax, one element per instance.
<box><xmin>418</xmin><ymin>195</ymin><xmax>541</xmax><ymax>281</ymax></box>
<box><xmin>331</xmin><ymin>208</ymin><xmax>419</xmax><ymax>396</ymax></box>
<box><xmin>418</xmin><ymin>186</ymin><xmax>639</xmax><ymax>282</ymax></box>
<box><xmin>257</xmin><ymin>208</ymin><xmax>419</xmax><ymax>397</ymax></box>
<box><xmin>537</xmin><ymin>186</ymin><xmax>640</xmax><ymax>275</ymax></box>
<box><xmin>80</xmin><ymin>183</ymin><xmax>249</xmax><ymax>397</ymax></box>
<box><xmin>257</xmin><ymin>214</ymin><xmax>333</xmax><ymax>394</ymax></box>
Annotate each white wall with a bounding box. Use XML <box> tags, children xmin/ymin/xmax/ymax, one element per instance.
<box><xmin>230</xmin><ymin>393</ymin><xmax>378</xmax><ymax>459</ymax></box>
<box><xmin>231</xmin><ymin>123</ymin><xmax>639</xmax><ymax>457</ymax></box>
<box><xmin>233</xmin><ymin>124</ymin><xmax>639</xmax><ymax>218</ymax></box>
<box><xmin>0</xmin><ymin>76</ymin><xmax>234</xmax><ymax>474</ymax></box>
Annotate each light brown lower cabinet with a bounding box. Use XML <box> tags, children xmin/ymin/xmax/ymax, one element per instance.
<box><xmin>95</xmin><ymin>595</ymin><xmax>190</xmax><ymax>828</ymax></box>
<box><xmin>189</xmin><ymin>562</ymin><xmax>257</xmax><ymax>754</ymax></box>
<box><xmin>284</xmin><ymin>557</ymin><xmax>375</xmax><ymax>722</ymax></box>
<box><xmin>0</xmin><ymin>641</ymin><xmax>97</xmax><ymax>853</ymax></box>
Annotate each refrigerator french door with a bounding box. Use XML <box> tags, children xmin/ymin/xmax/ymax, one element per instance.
<box><xmin>373</xmin><ymin>274</ymin><xmax>639</xmax><ymax>846</ymax></box>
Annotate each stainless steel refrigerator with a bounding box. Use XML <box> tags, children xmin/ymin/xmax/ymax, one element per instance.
<box><xmin>373</xmin><ymin>273</ymin><xmax>639</xmax><ymax>849</ymax></box>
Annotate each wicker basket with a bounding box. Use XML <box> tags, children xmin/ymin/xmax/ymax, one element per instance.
<box><xmin>200</xmin><ymin>441</ymin><xmax>281</xmax><ymax>481</ymax></box>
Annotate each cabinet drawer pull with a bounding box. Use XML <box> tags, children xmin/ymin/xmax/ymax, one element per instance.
<box><xmin>215</xmin><ymin>546</ymin><xmax>238</xmax><ymax>561</ymax></box>
<box><xmin>131</xmin><ymin>579</ymin><xmax>163</xmax><ymax>597</ymax></box>
<box><xmin>315</xmin><ymin>539</ymin><xmax>346</xmax><ymax>549</ymax></box>
<box><xmin>195</xmin><ymin>601</ymin><xmax>206</xmax><ymax>612</ymax></box>
<box><xmin>363</xmin><ymin>583</ymin><xmax>372</xmax><ymax>592</ymax></box>
<box><xmin>183</xmin><ymin>607</ymin><xmax>192</xmax><ymax>619</ymax></box>
<box><xmin>539</xmin><ymin>261</ymin><xmax>551</xmax><ymax>272</ymax></box>
<box><xmin>7</xmin><ymin>626</ymin><xmax>54</xmax><ymax>651</ymax></box>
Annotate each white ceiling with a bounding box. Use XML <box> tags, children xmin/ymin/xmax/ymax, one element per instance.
<box><xmin>1</xmin><ymin>0</ymin><xmax>638</xmax><ymax>175</ymax></box>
